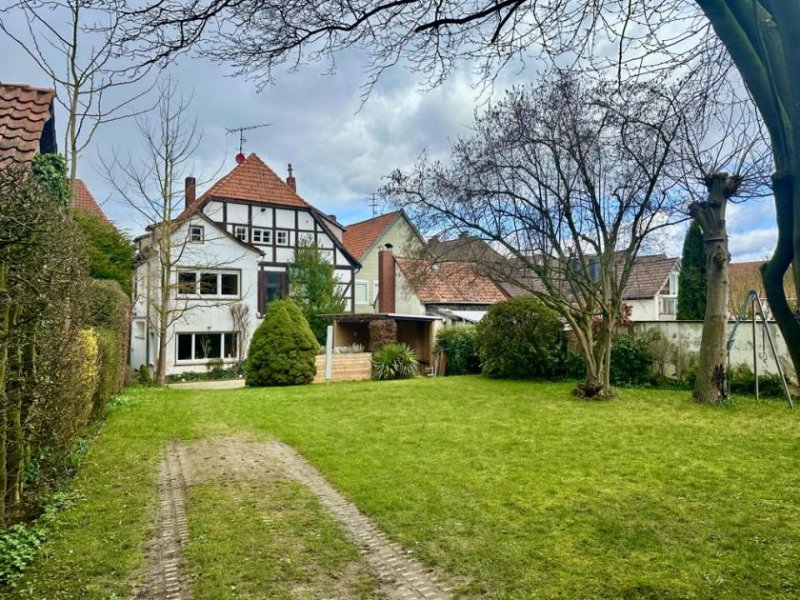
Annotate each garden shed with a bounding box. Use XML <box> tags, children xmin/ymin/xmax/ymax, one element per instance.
<box><xmin>331</xmin><ymin>313</ymin><xmax>441</xmax><ymax>371</ymax></box>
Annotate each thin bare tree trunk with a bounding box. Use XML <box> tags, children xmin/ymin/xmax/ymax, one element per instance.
<box><xmin>691</xmin><ymin>173</ymin><xmax>738</xmax><ymax>404</ymax></box>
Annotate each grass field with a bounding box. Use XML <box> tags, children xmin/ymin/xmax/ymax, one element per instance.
<box><xmin>4</xmin><ymin>377</ymin><xmax>800</xmax><ymax>599</ymax></box>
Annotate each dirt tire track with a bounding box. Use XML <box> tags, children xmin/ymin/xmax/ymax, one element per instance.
<box><xmin>264</xmin><ymin>440</ymin><xmax>452</xmax><ymax>600</ymax></box>
<box><xmin>133</xmin><ymin>440</ymin><xmax>192</xmax><ymax>600</ymax></box>
<box><xmin>135</xmin><ymin>437</ymin><xmax>451</xmax><ymax>600</ymax></box>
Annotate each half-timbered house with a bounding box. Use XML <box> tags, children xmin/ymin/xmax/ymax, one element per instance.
<box><xmin>130</xmin><ymin>153</ymin><xmax>359</xmax><ymax>375</ymax></box>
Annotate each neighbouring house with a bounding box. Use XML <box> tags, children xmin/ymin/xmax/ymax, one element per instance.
<box><xmin>0</xmin><ymin>82</ymin><xmax>112</xmax><ymax>223</ymax></box>
<box><xmin>728</xmin><ymin>261</ymin><xmax>796</xmax><ymax>318</ymax></box>
<box><xmin>342</xmin><ymin>210</ymin><xmax>426</xmax><ymax>312</ymax></box>
<box><xmin>72</xmin><ymin>178</ymin><xmax>110</xmax><ymax>222</ymax></box>
<box><xmin>0</xmin><ymin>82</ymin><xmax>57</xmax><ymax>167</ymax></box>
<box><xmin>385</xmin><ymin>253</ymin><xmax>509</xmax><ymax>323</ymax></box>
<box><xmin>430</xmin><ymin>234</ymin><xmax>682</xmax><ymax>322</ymax></box>
<box><xmin>622</xmin><ymin>254</ymin><xmax>681</xmax><ymax>321</ymax></box>
<box><xmin>330</xmin><ymin>249</ymin><xmax>508</xmax><ymax>369</ymax></box>
<box><xmin>130</xmin><ymin>153</ymin><xmax>360</xmax><ymax>375</ymax></box>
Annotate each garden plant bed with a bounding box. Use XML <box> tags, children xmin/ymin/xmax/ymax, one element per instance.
<box><xmin>5</xmin><ymin>377</ymin><xmax>800</xmax><ymax>598</ymax></box>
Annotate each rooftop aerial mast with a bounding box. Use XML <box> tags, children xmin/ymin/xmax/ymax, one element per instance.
<box><xmin>225</xmin><ymin>123</ymin><xmax>271</xmax><ymax>164</ymax></box>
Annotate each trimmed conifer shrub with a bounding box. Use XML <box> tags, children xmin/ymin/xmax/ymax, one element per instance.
<box><xmin>245</xmin><ymin>298</ymin><xmax>318</xmax><ymax>386</ymax></box>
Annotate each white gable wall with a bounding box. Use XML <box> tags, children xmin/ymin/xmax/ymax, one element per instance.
<box><xmin>353</xmin><ymin>216</ymin><xmax>425</xmax><ymax>313</ymax></box>
<box><xmin>130</xmin><ymin>216</ymin><xmax>262</xmax><ymax>375</ymax></box>
<box><xmin>131</xmin><ymin>201</ymin><xmax>360</xmax><ymax>376</ymax></box>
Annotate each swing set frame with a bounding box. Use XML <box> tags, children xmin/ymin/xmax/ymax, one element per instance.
<box><xmin>726</xmin><ymin>289</ymin><xmax>793</xmax><ymax>408</ymax></box>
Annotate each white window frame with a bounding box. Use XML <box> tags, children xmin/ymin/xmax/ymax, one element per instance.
<box><xmin>252</xmin><ymin>228</ymin><xmax>272</xmax><ymax>244</ymax></box>
<box><xmin>354</xmin><ymin>279</ymin><xmax>369</xmax><ymax>304</ymax></box>
<box><xmin>233</xmin><ymin>225</ymin><xmax>248</xmax><ymax>242</ymax></box>
<box><xmin>176</xmin><ymin>270</ymin><xmax>240</xmax><ymax>298</ymax></box>
<box><xmin>668</xmin><ymin>272</ymin><xmax>679</xmax><ymax>296</ymax></box>
<box><xmin>276</xmin><ymin>230</ymin><xmax>289</xmax><ymax>246</ymax></box>
<box><xmin>176</xmin><ymin>331</ymin><xmax>239</xmax><ymax>362</ymax></box>
<box><xmin>189</xmin><ymin>225</ymin><xmax>204</xmax><ymax>243</ymax></box>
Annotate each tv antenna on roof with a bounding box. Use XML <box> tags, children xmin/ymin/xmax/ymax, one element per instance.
<box><xmin>226</xmin><ymin>123</ymin><xmax>271</xmax><ymax>163</ymax></box>
<box><xmin>370</xmin><ymin>192</ymin><xmax>378</xmax><ymax>217</ymax></box>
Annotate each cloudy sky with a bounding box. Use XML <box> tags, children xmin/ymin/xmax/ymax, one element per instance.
<box><xmin>0</xmin><ymin>7</ymin><xmax>779</xmax><ymax>262</ymax></box>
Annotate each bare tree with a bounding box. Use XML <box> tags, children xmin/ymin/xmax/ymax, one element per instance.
<box><xmin>673</xmin><ymin>83</ymin><xmax>773</xmax><ymax>403</ymax></box>
<box><xmin>385</xmin><ymin>70</ymin><xmax>690</xmax><ymax>398</ymax></box>
<box><xmin>230</xmin><ymin>302</ymin><xmax>250</xmax><ymax>373</ymax></box>
<box><xmin>100</xmin><ymin>79</ymin><xmax>236</xmax><ymax>385</ymax></box>
<box><xmin>117</xmin><ymin>0</ymin><xmax>800</xmax><ymax>392</ymax></box>
<box><xmin>0</xmin><ymin>0</ymin><xmax>152</xmax><ymax>189</ymax></box>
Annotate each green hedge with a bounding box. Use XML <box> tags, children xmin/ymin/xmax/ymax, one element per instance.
<box><xmin>86</xmin><ymin>280</ymin><xmax>131</xmax><ymax>418</ymax></box>
<box><xmin>435</xmin><ymin>326</ymin><xmax>480</xmax><ymax>375</ymax></box>
<box><xmin>475</xmin><ymin>298</ymin><xmax>566</xmax><ymax>379</ymax></box>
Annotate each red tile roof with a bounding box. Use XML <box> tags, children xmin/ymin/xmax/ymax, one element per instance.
<box><xmin>195</xmin><ymin>153</ymin><xmax>311</xmax><ymax>209</ymax></box>
<box><xmin>72</xmin><ymin>178</ymin><xmax>110</xmax><ymax>222</ymax></box>
<box><xmin>0</xmin><ymin>82</ymin><xmax>55</xmax><ymax>167</ymax></box>
<box><xmin>343</xmin><ymin>212</ymin><xmax>400</xmax><ymax>260</ymax></box>
<box><xmin>395</xmin><ymin>257</ymin><xmax>508</xmax><ymax>304</ymax></box>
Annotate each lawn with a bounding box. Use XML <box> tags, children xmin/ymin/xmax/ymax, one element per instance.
<box><xmin>4</xmin><ymin>377</ymin><xmax>800</xmax><ymax>599</ymax></box>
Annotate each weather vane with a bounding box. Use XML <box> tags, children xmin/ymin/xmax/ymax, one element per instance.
<box><xmin>226</xmin><ymin>123</ymin><xmax>271</xmax><ymax>164</ymax></box>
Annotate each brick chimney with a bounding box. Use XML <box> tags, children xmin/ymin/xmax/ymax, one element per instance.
<box><xmin>287</xmin><ymin>163</ymin><xmax>296</xmax><ymax>192</ymax></box>
<box><xmin>377</xmin><ymin>246</ymin><xmax>396</xmax><ymax>313</ymax></box>
<box><xmin>185</xmin><ymin>176</ymin><xmax>196</xmax><ymax>210</ymax></box>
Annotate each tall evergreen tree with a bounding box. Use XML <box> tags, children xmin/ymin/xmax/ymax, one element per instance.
<box><xmin>288</xmin><ymin>241</ymin><xmax>346</xmax><ymax>344</ymax></box>
<box><xmin>677</xmin><ymin>221</ymin><xmax>706</xmax><ymax>320</ymax></box>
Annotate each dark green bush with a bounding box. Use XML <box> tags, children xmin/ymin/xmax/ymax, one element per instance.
<box><xmin>562</xmin><ymin>351</ymin><xmax>587</xmax><ymax>379</ymax></box>
<box><xmin>372</xmin><ymin>343</ymin><xmax>419</xmax><ymax>380</ymax></box>
<box><xmin>73</xmin><ymin>210</ymin><xmax>135</xmax><ymax>296</ymax></box>
<box><xmin>475</xmin><ymin>298</ymin><xmax>566</xmax><ymax>379</ymax></box>
<box><xmin>435</xmin><ymin>326</ymin><xmax>480</xmax><ymax>375</ymax></box>
<box><xmin>610</xmin><ymin>333</ymin><xmax>655</xmax><ymax>386</ymax></box>
<box><xmin>137</xmin><ymin>364</ymin><xmax>153</xmax><ymax>385</ymax></box>
<box><xmin>245</xmin><ymin>299</ymin><xmax>318</xmax><ymax>386</ymax></box>
<box><xmin>728</xmin><ymin>363</ymin><xmax>788</xmax><ymax>398</ymax></box>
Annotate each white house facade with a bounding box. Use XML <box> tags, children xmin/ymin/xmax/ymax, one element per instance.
<box><xmin>130</xmin><ymin>154</ymin><xmax>360</xmax><ymax>376</ymax></box>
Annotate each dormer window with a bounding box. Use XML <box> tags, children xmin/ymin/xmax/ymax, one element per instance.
<box><xmin>189</xmin><ymin>225</ymin><xmax>204</xmax><ymax>243</ymax></box>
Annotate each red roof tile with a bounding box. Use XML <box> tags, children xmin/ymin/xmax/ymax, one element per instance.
<box><xmin>395</xmin><ymin>257</ymin><xmax>508</xmax><ymax>304</ymax></box>
<box><xmin>196</xmin><ymin>153</ymin><xmax>311</xmax><ymax>209</ymax></box>
<box><xmin>343</xmin><ymin>212</ymin><xmax>400</xmax><ymax>260</ymax></box>
<box><xmin>72</xmin><ymin>178</ymin><xmax>110</xmax><ymax>222</ymax></box>
<box><xmin>0</xmin><ymin>83</ymin><xmax>55</xmax><ymax>167</ymax></box>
